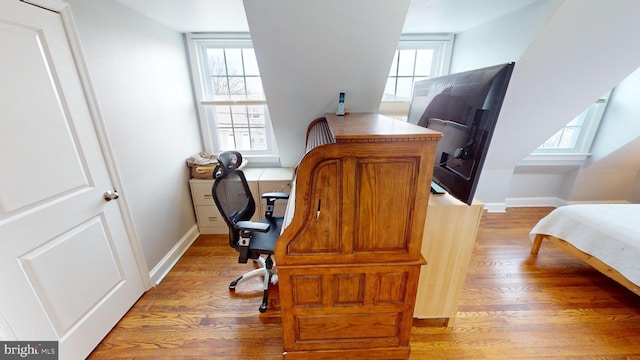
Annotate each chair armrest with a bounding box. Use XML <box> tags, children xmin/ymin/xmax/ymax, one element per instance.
<box><xmin>262</xmin><ymin>192</ymin><xmax>290</xmax><ymax>218</ymax></box>
<box><xmin>234</xmin><ymin>221</ymin><xmax>269</xmax><ymax>263</ymax></box>
<box><xmin>234</xmin><ymin>221</ymin><xmax>270</xmax><ymax>233</ymax></box>
<box><xmin>262</xmin><ymin>192</ymin><xmax>289</xmax><ymax>200</ymax></box>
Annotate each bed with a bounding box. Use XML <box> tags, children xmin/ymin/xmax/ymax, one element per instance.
<box><xmin>529</xmin><ymin>204</ymin><xmax>640</xmax><ymax>295</ymax></box>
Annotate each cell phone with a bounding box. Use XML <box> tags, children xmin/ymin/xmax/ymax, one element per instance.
<box><xmin>337</xmin><ymin>92</ymin><xmax>345</xmax><ymax>116</ymax></box>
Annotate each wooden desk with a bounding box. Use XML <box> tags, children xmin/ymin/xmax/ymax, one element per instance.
<box><xmin>277</xmin><ymin>113</ymin><xmax>441</xmax><ymax>359</ymax></box>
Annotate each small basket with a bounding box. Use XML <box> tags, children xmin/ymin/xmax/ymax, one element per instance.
<box><xmin>186</xmin><ymin>152</ymin><xmax>217</xmax><ymax>179</ymax></box>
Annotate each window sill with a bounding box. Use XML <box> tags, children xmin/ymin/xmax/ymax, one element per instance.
<box><xmin>243</xmin><ymin>154</ymin><xmax>281</xmax><ymax>168</ymax></box>
<box><xmin>516</xmin><ymin>153</ymin><xmax>590</xmax><ymax>173</ymax></box>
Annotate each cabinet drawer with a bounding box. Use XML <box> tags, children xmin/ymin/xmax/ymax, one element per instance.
<box><xmin>190</xmin><ymin>180</ymin><xmax>215</xmax><ymax>205</ymax></box>
<box><xmin>195</xmin><ymin>205</ymin><xmax>227</xmax><ymax>230</ymax></box>
<box><xmin>198</xmin><ymin>225</ymin><xmax>228</xmax><ymax>235</ymax></box>
<box><xmin>191</xmin><ymin>178</ymin><xmax>260</xmax><ymax>209</ymax></box>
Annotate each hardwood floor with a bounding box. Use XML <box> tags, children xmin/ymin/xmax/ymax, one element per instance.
<box><xmin>89</xmin><ymin>207</ymin><xmax>640</xmax><ymax>359</ymax></box>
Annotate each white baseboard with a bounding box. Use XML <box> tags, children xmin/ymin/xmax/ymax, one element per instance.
<box><xmin>504</xmin><ymin>197</ymin><xmax>631</xmax><ymax>209</ymax></box>
<box><xmin>566</xmin><ymin>199</ymin><xmax>632</xmax><ymax>205</ymax></box>
<box><xmin>149</xmin><ymin>224</ymin><xmax>199</xmax><ymax>286</ymax></box>
<box><xmin>482</xmin><ymin>202</ymin><xmax>507</xmax><ymax>212</ymax></box>
<box><xmin>506</xmin><ymin>197</ymin><xmax>566</xmax><ymax>208</ymax></box>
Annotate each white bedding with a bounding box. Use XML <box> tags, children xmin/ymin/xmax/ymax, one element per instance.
<box><xmin>530</xmin><ymin>204</ymin><xmax>640</xmax><ymax>286</ymax></box>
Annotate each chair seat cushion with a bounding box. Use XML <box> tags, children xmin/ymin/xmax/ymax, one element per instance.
<box><xmin>247</xmin><ymin>216</ymin><xmax>283</xmax><ymax>256</ymax></box>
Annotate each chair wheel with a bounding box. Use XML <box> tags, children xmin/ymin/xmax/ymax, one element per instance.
<box><xmin>229</xmin><ymin>276</ymin><xmax>242</xmax><ymax>291</ymax></box>
<box><xmin>259</xmin><ymin>303</ymin><xmax>268</xmax><ymax>313</ymax></box>
<box><xmin>229</xmin><ymin>280</ymin><xmax>238</xmax><ymax>291</ymax></box>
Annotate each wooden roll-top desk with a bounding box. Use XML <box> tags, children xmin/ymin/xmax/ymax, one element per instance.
<box><xmin>276</xmin><ymin>113</ymin><xmax>441</xmax><ymax>359</ymax></box>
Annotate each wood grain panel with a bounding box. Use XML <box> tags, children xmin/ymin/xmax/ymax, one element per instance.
<box><xmin>296</xmin><ymin>313</ymin><xmax>400</xmax><ymax>341</ymax></box>
<box><xmin>333</xmin><ymin>274</ymin><xmax>365</xmax><ymax>306</ymax></box>
<box><xmin>414</xmin><ymin>194</ymin><xmax>484</xmax><ymax>323</ymax></box>
<box><xmin>292</xmin><ymin>275</ymin><xmax>323</xmax><ymax>308</ymax></box>
<box><xmin>355</xmin><ymin>159</ymin><xmax>416</xmax><ymax>252</ymax></box>
<box><xmin>289</xmin><ymin>159</ymin><xmax>341</xmax><ymax>254</ymax></box>
<box><xmin>374</xmin><ymin>272</ymin><xmax>408</xmax><ymax>305</ymax></box>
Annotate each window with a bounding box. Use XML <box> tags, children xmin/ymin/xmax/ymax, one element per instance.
<box><xmin>537</xmin><ymin>116</ymin><xmax>585</xmax><ymax>151</ymax></box>
<box><xmin>186</xmin><ymin>33</ymin><xmax>276</xmax><ymax>158</ymax></box>
<box><xmin>533</xmin><ymin>92</ymin><xmax>610</xmax><ymax>155</ymax></box>
<box><xmin>520</xmin><ymin>92</ymin><xmax>610</xmax><ymax>167</ymax></box>
<box><xmin>379</xmin><ymin>34</ymin><xmax>453</xmax><ymax>118</ymax></box>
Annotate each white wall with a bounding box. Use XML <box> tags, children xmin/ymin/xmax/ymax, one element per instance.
<box><xmin>557</xmin><ymin>67</ymin><xmax>640</xmax><ymax>203</ymax></box>
<box><xmin>509</xmin><ymin>64</ymin><xmax>640</xmax><ymax>205</ymax></box>
<box><xmin>244</xmin><ymin>0</ymin><xmax>410</xmax><ymax>167</ymax></box>
<box><xmin>510</xmin><ymin>166</ymin><xmax>575</xmax><ymax>196</ymax></box>
<box><xmin>443</xmin><ymin>0</ymin><xmax>561</xmax><ymax>209</ymax></box>
<box><xmin>629</xmin><ymin>170</ymin><xmax>640</xmax><ymax>203</ymax></box>
<box><xmin>467</xmin><ymin>0</ymin><xmax>640</xmax><ymax>210</ymax></box>
<box><xmin>589</xmin><ymin>67</ymin><xmax>640</xmax><ymax>164</ymax></box>
<box><xmin>569</xmin><ymin>139</ymin><xmax>640</xmax><ymax>201</ymax></box>
<box><xmin>67</xmin><ymin>0</ymin><xmax>202</xmax><ymax>271</ymax></box>
<box><xmin>499</xmin><ymin>8</ymin><xmax>640</xmax><ymax>206</ymax></box>
<box><xmin>450</xmin><ymin>0</ymin><xmax>563</xmax><ymax>73</ymax></box>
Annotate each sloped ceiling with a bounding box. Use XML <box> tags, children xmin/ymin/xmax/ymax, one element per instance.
<box><xmin>115</xmin><ymin>0</ymin><xmax>250</xmax><ymax>32</ymax></box>
<box><xmin>243</xmin><ymin>0</ymin><xmax>411</xmax><ymax>166</ymax></box>
<box><xmin>403</xmin><ymin>0</ymin><xmax>538</xmax><ymax>33</ymax></box>
<box><xmin>488</xmin><ymin>0</ymin><xmax>640</xmax><ymax>169</ymax></box>
<box><xmin>476</xmin><ymin>0</ymin><xmax>640</xmax><ymax>204</ymax></box>
<box><xmin>115</xmin><ymin>0</ymin><xmax>538</xmax><ymax>34</ymax></box>
<box><xmin>112</xmin><ymin>0</ymin><xmax>540</xmax><ymax>166</ymax></box>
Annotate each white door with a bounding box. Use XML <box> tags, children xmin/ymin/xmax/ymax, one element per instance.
<box><xmin>0</xmin><ymin>1</ymin><xmax>146</xmax><ymax>358</ymax></box>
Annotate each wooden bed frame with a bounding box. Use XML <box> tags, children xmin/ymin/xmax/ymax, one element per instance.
<box><xmin>531</xmin><ymin>234</ymin><xmax>639</xmax><ymax>295</ymax></box>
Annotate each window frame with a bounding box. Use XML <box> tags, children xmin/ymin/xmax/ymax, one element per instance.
<box><xmin>379</xmin><ymin>34</ymin><xmax>454</xmax><ymax>118</ymax></box>
<box><xmin>521</xmin><ymin>92</ymin><xmax>611</xmax><ymax>166</ymax></box>
<box><xmin>186</xmin><ymin>33</ymin><xmax>278</xmax><ymax>161</ymax></box>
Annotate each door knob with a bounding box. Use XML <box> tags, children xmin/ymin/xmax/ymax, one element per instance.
<box><xmin>103</xmin><ymin>190</ymin><xmax>120</xmax><ymax>201</ymax></box>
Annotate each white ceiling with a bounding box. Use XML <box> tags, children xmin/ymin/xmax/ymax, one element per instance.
<box><xmin>115</xmin><ymin>0</ymin><xmax>539</xmax><ymax>34</ymax></box>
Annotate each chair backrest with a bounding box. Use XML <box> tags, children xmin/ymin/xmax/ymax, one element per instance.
<box><xmin>212</xmin><ymin>151</ymin><xmax>256</xmax><ymax>248</ymax></box>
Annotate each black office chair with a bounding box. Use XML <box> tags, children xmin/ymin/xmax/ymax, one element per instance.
<box><xmin>211</xmin><ymin>151</ymin><xmax>289</xmax><ymax>312</ymax></box>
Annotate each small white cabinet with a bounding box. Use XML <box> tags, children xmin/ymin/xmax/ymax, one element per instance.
<box><xmin>189</xmin><ymin>168</ymin><xmax>293</xmax><ymax>234</ymax></box>
<box><xmin>258</xmin><ymin>168</ymin><xmax>294</xmax><ymax>218</ymax></box>
<box><xmin>189</xmin><ymin>179</ymin><xmax>225</xmax><ymax>234</ymax></box>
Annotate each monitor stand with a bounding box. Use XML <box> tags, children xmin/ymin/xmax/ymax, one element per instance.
<box><xmin>430</xmin><ymin>181</ymin><xmax>446</xmax><ymax>195</ymax></box>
